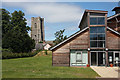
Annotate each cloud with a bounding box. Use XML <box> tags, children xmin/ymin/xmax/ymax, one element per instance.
<box><xmin>25</xmin><ymin>3</ymin><xmax>84</xmax><ymax>23</ymax></box>
<box><xmin>3</xmin><ymin>2</ymin><xmax>84</xmax><ymax>23</ymax></box>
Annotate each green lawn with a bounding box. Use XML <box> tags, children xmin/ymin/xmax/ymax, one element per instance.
<box><xmin>2</xmin><ymin>54</ymin><xmax>99</xmax><ymax>78</ymax></box>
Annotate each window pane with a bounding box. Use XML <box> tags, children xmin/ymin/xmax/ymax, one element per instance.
<box><xmin>90</xmin><ymin>34</ymin><xmax>97</xmax><ymax>40</ymax></box>
<box><xmin>98</xmin><ymin>34</ymin><xmax>105</xmax><ymax>40</ymax></box>
<box><xmin>90</xmin><ymin>17</ymin><xmax>105</xmax><ymax>25</ymax></box>
<box><xmin>90</xmin><ymin>27</ymin><xmax>97</xmax><ymax>33</ymax></box>
<box><xmin>97</xmin><ymin>27</ymin><xmax>105</xmax><ymax>33</ymax></box>
<box><xmin>98</xmin><ymin>41</ymin><xmax>105</xmax><ymax>47</ymax></box>
<box><xmin>90</xmin><ymin>17</ymin><xmax>97</xmax><ymax>25</ymax></box>
<box><xmin>98</xmin><ymin>17</ymin><xmax>105</xmax><ymax>25</ymax></box>
<box><xmin>90</xmin><ymin>41</ymin><xmax>97</xmax><ymax>47</ymax></box>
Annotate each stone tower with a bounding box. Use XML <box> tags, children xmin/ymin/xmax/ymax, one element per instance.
<box><xmin>31</xmin><ymin>17</ymin><xmax>45</xmax><ymax>44</ymax></box>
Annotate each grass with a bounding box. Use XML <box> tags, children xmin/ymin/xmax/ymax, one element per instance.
<box><xmin>2</xmin><ymin>53</ymin><xmax>99</xmax><ymax>78</ymax></box>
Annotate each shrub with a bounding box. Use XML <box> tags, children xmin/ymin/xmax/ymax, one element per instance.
<box><xmin>2</xmin><ymin>49</ymin><xmax>12</xmax><ymax>54</ymax></box>
<box><xmin>2</xmin><ymin>50</ymin><xmax>39</xmax><ymax>59</ymax></box>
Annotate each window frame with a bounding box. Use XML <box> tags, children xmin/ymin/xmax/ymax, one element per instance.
<box><xmin>90</xmin><ymin>16</ymin><xmax>105</xmax><ymax>25</ymax></box>
<box><xmin>90</xmin><ymin>26</ymin><xmax>106</xmax><ymax>48</ymax></box>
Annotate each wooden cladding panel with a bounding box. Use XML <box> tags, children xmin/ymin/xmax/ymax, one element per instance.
<box><xmin>53</xmin><ymin>31</ymin><xmax>89</xmax><ymax>54</ymax></box>
<box><xmin>70</xmin><ymin>31</ymin><xmax>88</xmax><ymax>49</ymax></box>
<box><xmin>107</xmin><ymin>31</ymin><xmax>120</xmax><ymax>49</ymax></box>
<box><xmin>53</xmin><ymin>53</ymin><xmax>69</xmax><ymax>66</ymax></box>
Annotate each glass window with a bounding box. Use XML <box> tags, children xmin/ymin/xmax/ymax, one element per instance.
<box><xmin>90</xmin><ymin>27</ymin><xmax>105</xmax><ymax>48</ymax></box>
<box><xmin>90</xmin><ymin>27</ymin><xmax>105</xmax><ymax>33</ymax></box>
<box><xmin>90</xmin><ymin>27</ymin><xmax>97</xmax><ymax>33</ymax></box>
<box><xmin>97</xmin><ymin>27</ymin><xmax>105</xmax><ymax>33</ymax></box>
<box><xmin>90</xmin><ymin>34</ymin><xmax>97</xmax><ymax>40</ymax></box>
<box><xmin>98</xmin><ymin>34</ymin><xmax>105</xmax><ymax>40</ymax></box>
<box><xmin>98</xmin><ymin>17</ymin><xmax>105</xmax><ymax>25</ymax></box>
<box><xmin>90</xmin><ymin>41</ymin><xmax>97</xmax><ymax>47</ymax></box>
<box><xmin>90</xmin><ymin>17</ymin><xmax>105</xmax><ymax>25</ymax></box>
<box><xmin>90</xmin><ymin>17</ymin><xmax>97</xmax><ymax>25</ymax></box>
<box><xmin>98</xmin><ymin>41</ymin><xmax>105</xmax><ymax>47</ymax></box>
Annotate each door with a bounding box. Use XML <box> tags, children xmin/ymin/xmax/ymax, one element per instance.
<box><xmin>98</xmin><ymin>52</ymin><xmax>106</xmax><ymax>66</ymax></box>
<box><xmin>91</xmin><ymin>52</ymin><xmax>97</xmax><ymax>66</ymax></box>
<box><xmin>91</xmin><ymin>52</ymin><xmax>106</xmax><ymax>66</ymax></box>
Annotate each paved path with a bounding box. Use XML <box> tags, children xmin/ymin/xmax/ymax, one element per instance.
<box><xmin>91</xmin><ymin>66</ymin><xmax>119</xmax><ymax>78</ymax></box>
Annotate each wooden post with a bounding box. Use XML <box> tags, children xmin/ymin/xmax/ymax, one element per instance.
<box><xmin>106</xmin><ymin>51</ymin><xmax>108</xmax><ymax>67</ymax></box>
<box><xmin>88</xmin><ymin>51</ymin><xmax>90</xmax><ymax>65</ymax></box>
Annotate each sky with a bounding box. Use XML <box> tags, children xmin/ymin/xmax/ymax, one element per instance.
<box><xmin>1</xmin><ymin>1</ymin><xmax>119</xmax><ymax>41</ymax></box>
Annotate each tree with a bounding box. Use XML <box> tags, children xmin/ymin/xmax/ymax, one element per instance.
<box><xmin>1</xmin><ymin>9</ymin><xmax>11</xmax><ymax>36</ymax></box>
<box><xmin>1</xmin><ymin>9</ymin><xmax>11</xmax><ymax>49</ymax></box>
<box><xmin>54</xmin><ymin>29</ymin><xmax>67</xmax><ymax>45</ymax></box>
<box><xmin>2</xmin><ymin>9</ymin><xmax>35</xmax><ymax>53</ymax></box>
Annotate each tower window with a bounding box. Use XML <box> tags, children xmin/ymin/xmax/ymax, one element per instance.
<box><xmin>35</xmin><ymin>35</ymin><xmax>36</xmax><ymax>37</ymax></box>
<box><xmin>35</xmin><ymin>23</ymin><xmax>37</xmax><ymax>28</ymax></box>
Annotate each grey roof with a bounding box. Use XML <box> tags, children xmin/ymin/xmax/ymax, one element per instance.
<box><xmin>50</xmin><ymin>27</ymin><xmax>89</xmax><ymax>51</ymax></box>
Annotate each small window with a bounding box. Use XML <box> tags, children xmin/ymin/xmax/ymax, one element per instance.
<box><xmin>35</xmin><ymin>23</ymin><xmax>37</xmax><ymax>28</ymax></box>
<box><xmin>35</xmin><ymin>35</ymin><xmax>36</xmax><ymax>37</ymax></box>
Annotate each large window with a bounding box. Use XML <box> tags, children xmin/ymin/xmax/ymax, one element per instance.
<box><xmin>90</xmin><ymin>27</ymin><xmax>105</xmax><ymax>48</ymax></box>
<box><xmin>90</xmin><ymin>17</ymin><xmax>105</xmax><ymax>25</ymax></box>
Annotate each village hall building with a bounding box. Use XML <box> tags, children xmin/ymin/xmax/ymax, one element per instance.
<box><xmin>50</xmin><ymin>7</ymin><xmax>120</xmax><ymax>67</ymax></box>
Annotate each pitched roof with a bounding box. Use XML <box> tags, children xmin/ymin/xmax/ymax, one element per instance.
<box><xmin>50</xmin><ymin>27</ymin><xmax>89</xmax><ymax>51</ymax></box>
<box><xmin>112</xmin><ymin>7</ymin><xmax>120</xmax><ymax>11</ymax></box>
<box><xmin>107</xmin><ymin>27</ymin><xmax>120</xmax><ymax>36</ymax></box>
<box><xmin>107</xmin><ymin>13</ymin><xmax>120</xmax><ymax>20</ymax></box>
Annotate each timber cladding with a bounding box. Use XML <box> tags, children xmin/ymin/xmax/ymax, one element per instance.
<box><xmin>53</xmin><ymin>53</ymin><xmax>70</xmax><ymax>66</ymax></box>
<box><xmin>52</xmin><ymin>30</ymin><xmax>89</xmax><ymax>66</ymax></box>
<box><xmin>107</xmin><ymin>30</ymin><xmax>120</xmax><ymax>49</ymax></box>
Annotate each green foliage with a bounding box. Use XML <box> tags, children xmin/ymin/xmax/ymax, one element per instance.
<box><xmin>1</xmin><ymin>9</ymin><xmax>11</xmax><ymax>37</ymax></box>
<box><xmin>2</xmin><ymin>50</ymin><xmax>39</xmax><ymax>59</ymax></box>
<box><xmin>39</xmin><ymin>41</ymin><xmax>43</xmax><ymax>43</ymax></box>
<box><xmin>45</xmin><ymin>50</ymin><xmax>48</xmax><ymax>55</ymax></box>
<box><xmin>2</xmin><ymin>9</ymin><xmax>35</xmax><ymax>53</ymax></box>
<box><xmin>54</xmin><ymin>29</ymin><xmax>67</xmax><ymax>45</ymax></box>
<box><xmin>2</xmin><ymin>49</ymin><xmax>12</xmax><ymax>54</ymax></box>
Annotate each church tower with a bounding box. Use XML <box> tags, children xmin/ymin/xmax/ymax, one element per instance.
<box><xmin>31</xmin><ymin>17</ymin><xmax>45</xmax><ymax>44</ymax></box>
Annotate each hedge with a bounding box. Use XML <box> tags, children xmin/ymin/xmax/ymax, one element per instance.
<box><xmin>2</xmin><ymin>49</ymin><xmax>40</xmax><ymax>59</ymax></box>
